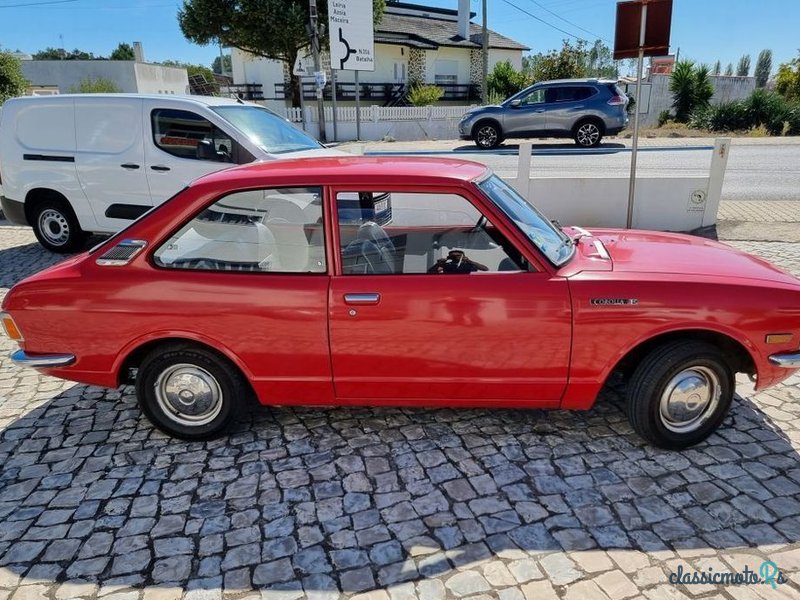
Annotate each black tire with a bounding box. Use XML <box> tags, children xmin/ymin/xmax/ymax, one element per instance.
<box><xmin>31</xmin><ymin>198</ymin><xmax>88</xmax><ymax>253</ymax></box>
<box><xmin>136</xmin><ymin>343</ymin><xmax>246</xmax><ymax>440</ymax></box>
<box><xmin>626</xmin><ymin>341</ymin><xmax>734</xmax><ymax>450</ymax></box>
<box><xmin>473</xmin><ymin>121</ymin><xmax>502</xmax><ymax>149</ymax></box>
<box><xmin>573</xmin><ymin>119</ymin><xmax>604</xmax><ymax>148</ymax></box>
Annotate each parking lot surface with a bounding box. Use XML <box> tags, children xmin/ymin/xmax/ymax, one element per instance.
<box><xmin>1</xmin><ymin>224</ymin><xmax>799</xmax><ymax>600</ymax></box>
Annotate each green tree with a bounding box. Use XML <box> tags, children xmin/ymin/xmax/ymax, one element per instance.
<box><xmin>178</xmin><ymin>0</ymin><xmax>386</xmax><ymax>106</ymax></box>
<box><xmin>487</xmin><ymin>60</ymin><xmax>528</xmax><ymax>100</ymax></box>
<box><xmin>775</xmin><ymin>52</ymin><xmax>800</xmax><ymax>100</ymax></box>
<box><xmin>754</xmin><ymin>49</ymin><xmax>772</xmax><ymax>88</ymax></box>
<box><xmin>736</xmin><ymin>54</ymin><xmax>751</xmax><ymax>77</ymax></box>
<box><xmin>724</xmin><ymin>63</ymin><xmax>733</xmax><ymax>76</ymax></box>
<box><xmin>0</xmin><ymin>51</ymin><xmax>28</xmax><ymax>103</ymax></box>
<box><xmin>110</xmin><ymin>43</ymin><xmax>135</xmax><ymax>61</ymax></box>
<box><xmin>524</xmin><ymin>39</ymin><xmax>588</xmax><ymax>83</ymax></box>
<box><xmin>669</xmin><ymin>60</ymin><xmax>714</xmax><ymax>122</ymax></box>
<box><xmin>33</xmin><ymin>47</ymin><xmax>96</xmax><ymax>60</ymax></box>
<box><xmin>712</xmin><ymin>60</ymin><xmax>721</xmax><ymax>75</ymax></box>
<box><xmin>585</xmin><ymin>39</ymin><xmax>616</xmax><ymax>78</ymax></box>
<box><xmin>69</xmin><ymin>77</ymin><xmax>120</xmax><ymax>93</ymax></box>
<box><xmin>212</xmin><ymin>53</ymin><xmax>231</xmax><ymax>75</ymax></box>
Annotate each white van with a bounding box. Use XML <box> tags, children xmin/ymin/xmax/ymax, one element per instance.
<box><xmin>0</xmin><ymin>94</ymin><xmax>332</xmax><ymax>252</ymax></box>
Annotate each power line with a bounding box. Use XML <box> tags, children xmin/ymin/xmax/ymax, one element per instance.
<box><xmin>498</xmin><ymin>0</ymin><xmax>588</xmax><ymax>43</ymax></box>
<box><xmin>524</xmin><ymin>0</ymin><xmax>611</xmax><ymax>44</ymax></box>
<box><xmin>0</xmin><ymin>0</ymin><xmax>77</xmax><ymax>7</ymax></box>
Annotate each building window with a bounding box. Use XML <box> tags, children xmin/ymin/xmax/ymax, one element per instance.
<box><xmin>434</xmin><ymin>59</ymin><xmax>459</xmax><ymax>86</ymax></box>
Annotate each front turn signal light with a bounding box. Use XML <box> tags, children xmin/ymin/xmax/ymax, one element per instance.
<box><xmin>1</xmin><ymin>313</ymin><xmax>23</xmax><ymax>342</ymax></box>
<box><xmin>766</xmin><ymin>333</ymin><xmax>793</xmax><ymax>345</ymax></box>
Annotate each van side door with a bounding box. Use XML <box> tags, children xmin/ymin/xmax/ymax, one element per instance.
<box><xmin>74</xmin><ymin>97</ymin><xmax>152</xmax><ymax>232</ymax></box>
<box><xmin>142</xmin><ymin>102</ymin><xmax>245</xmax><ymax>206</ymax></box>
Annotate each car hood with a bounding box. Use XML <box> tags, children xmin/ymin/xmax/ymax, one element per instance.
<box><xmin>581</xmin><ymin>228</ymin><xmax>800</xmax><ymax>286</ymax></box>
<box><xmin>464</xmin><ymin>105</ymin><xmax>504</xmax><ymax>116</ymax></box>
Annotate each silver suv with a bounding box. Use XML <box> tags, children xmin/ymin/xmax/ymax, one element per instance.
<box><xmin>459</xmin><ymin>79</ymin><xmax>629</xmax><ymax>149</ymax></box>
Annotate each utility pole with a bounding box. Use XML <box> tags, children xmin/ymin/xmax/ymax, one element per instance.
<box><xmin>481</xmin><ymin>0</ymin><xmax>488</xmax><ymax>105</ymax></box>
<box><xmin>308</xmin><ymin>0</ymin><xmax>327</xmax><ymax>142</ymax></box>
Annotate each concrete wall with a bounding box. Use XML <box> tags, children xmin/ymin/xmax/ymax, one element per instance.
<box><xmin>20</xmin><ymin>60</ymin><xmax>189</xmax><ymax>94</ymax></box>
<box><xmin>231</xmin><ymin>48</ymin><xmax>285</xmax><ymax>98</ymax></box>
<box><xmin>21</xmin><ymin>60</ymin><xmax>139</xmax><ymax>93</ymax></box>
<box><xmin>489</xmin><ymin>49</ymin><xmax>522</xmax><ymax>71</ymax></box>
<box><xmin>627</xmin><ymin>74</ymin><xmax>757</xmax><ymax>126</ymax></box>
<box><xmin>133</xmin><ymin>63</ymin><xmax>189</xmax><ymax>94</ymax></box>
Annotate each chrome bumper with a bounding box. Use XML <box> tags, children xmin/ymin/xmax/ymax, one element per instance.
<box><xmin>768</xmin><ymin>351</ymin><xmax>800</xmax><ymax>368</ymax></box>
<box><xmin>10</xmin><ymin>349</ymin><xmax>75</xmax><ymax>368</ymax></box>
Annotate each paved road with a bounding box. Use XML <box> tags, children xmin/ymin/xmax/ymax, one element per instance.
<box><xmin>362</xmin><ymin>140</ymin><xmax>800</xmax><ymax>204</ymax></box>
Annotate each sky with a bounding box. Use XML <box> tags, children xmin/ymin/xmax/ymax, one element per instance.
<box><xmin>0</xmin><ymin>0</ymin><xmax>798</xmax><ymax>76</ymax></box>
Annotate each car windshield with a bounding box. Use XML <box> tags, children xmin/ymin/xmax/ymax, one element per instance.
<box><xmin>212</xmin><ymin>105</ymin><xmax>322</xmax><ymax>154</ymax></box>
<box><xmin>478</xmin><ymin>174</ymin><xmax>574</xmax><ymax>266</ymax></box>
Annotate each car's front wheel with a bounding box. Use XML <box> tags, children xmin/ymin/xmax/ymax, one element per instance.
<box><xmin>573</xmin><ymin>120</ymin><xmax>603</xmax><ymax>148</ymax></box>
<box><xmin>626</xmin><ymin>341</ymin><xmax>734</xmax><ymax>449</ymax></box>
<box><xmin>473</xmin><ymin>122</ymin><xmax>502</xmax><ymax>149</ymax></box>
<box><xmin>136</xmin><ymin>344</ymin><xmax>246</xmax><ymax>440</ymax></box>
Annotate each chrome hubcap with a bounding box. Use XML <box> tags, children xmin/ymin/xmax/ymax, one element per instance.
<box><xmin>154</xmin><ymin>364</ymin><xmax>222</xmax><ymax>427</ymax></box>
<box><xmin>38</xmin><ymin>209</ymin><xmax>70</xmax><ymax>246</ymax></box>
<box><xmin>659</xmin><ymin>366</ymin><xmax>721</xmax><ymax>433</ymax></box>
<box><xmin>577</xmin><ymin>123</ymin><xmax>600</xmax><ymax>146</ymax></box>
<box><xmin>477</xmin><ymin>125</ymin><xmax>498</xmax><ymax>148</ymax></box>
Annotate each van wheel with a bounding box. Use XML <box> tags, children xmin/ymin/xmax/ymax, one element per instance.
<box><xmin>136</xmin><ymin>344</ymin><xmax>246</xmax><ymax>440</ymax></box>
<box><xmin>573</xmin><ymin>120</ymin><xmax>603</xmax><ymax>147</ymax></box>
<box><xmin>31</xmin><ymin>200</ymin><xmax>87</xmax><ymax>253</ymax></box>
<box><xmin>626</xmin><ymin>341</ymin><xmax>734</xmax><ymax>449</ymax></box>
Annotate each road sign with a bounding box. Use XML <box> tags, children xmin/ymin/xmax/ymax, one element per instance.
<box><xmin>613</xmin><ymin>0</ymin><xmax>673</xmax><ymax>60</ymax></box>
<box><xmin>314</xmin><ymin>70</ymin><xmax>327</xmax><ymax>89</ymax></box>
<box><xmin>293</xmin><ymin>54</ymin><xmax>314</xmax><ymax>77</ymax></box>
<box><xmin>328</xmin><ymin>0</ymin><xmax>375</xmax><ymax>71</ymax></box>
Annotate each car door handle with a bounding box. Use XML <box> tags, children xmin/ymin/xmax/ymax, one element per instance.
<box><xmin>344</xmin><ymin>293</ymin><xmax>380</xmax><ymax>305</ymax></box>
<box><xmin>150</xmin><ymin>165</ymin><xmax>171</xmax><ymax>172</ymax></box>
<box><xmin>120</xmin><ymin>163</ymin><xmax>140</xmax><ymax>170</ymax></box>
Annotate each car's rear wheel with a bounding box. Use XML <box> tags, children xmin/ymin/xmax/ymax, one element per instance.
<box><xmin>573</xmin><ymin>120</ymin><xmax>603</xmax><ymax>148</ymax></box>
<box><xmin>473</xmin><ymin>122</ymin><xmax>502</xmax><ymax>149</ymax></box>
<box><xmin>626</xmin><ymin>341</ymin><xmax>734</xmax><ymax>449</ymax></box>
<box><xmin>136</xmin><ymin>344</ymin><xmax>246</xmax><ymax>440</ymax></box>
<box><xmin>31</xmin><ymin>199</ymin><xmax>87</xmax><ymax>253</ymax></box>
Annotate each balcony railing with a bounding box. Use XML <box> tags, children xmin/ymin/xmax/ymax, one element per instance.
<box><xmin>221</xmin><ymin>83</ymin><xmax>264</xmax><ymax>101</ymax></box>
<box><xmin>275</xmin><ymin>82</ymin><xmax>480</xmax><ymax>104</ymax></box>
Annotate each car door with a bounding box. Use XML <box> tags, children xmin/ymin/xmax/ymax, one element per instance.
<box><xmin>74</xmin><ymin>97</ymin><xmax>152</xmax><ymax>231</ymax></box>
<box><xmin>545</xmin><ymin>86</ymin><xmax>592</xmax><ymax>134</ymax></box>
<box><xmin>328</xmin><ymin>186</ymin><xmax>572</xmax><ymax>404</ymax></box>
<box><xmin>143</xmin><ymin>102</ymin><xmax>239</xmax><ymax>206</ymax></box>
<box><xmin>504</xmin><ymin>88</ymin><xmax>549</xmax><ymax>136</ymax></box>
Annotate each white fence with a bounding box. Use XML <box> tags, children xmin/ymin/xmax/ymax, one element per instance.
<box><xmin>280</xmin><ymin>105</ymin><xmax>472</xmax><ymax>142</ymax></box>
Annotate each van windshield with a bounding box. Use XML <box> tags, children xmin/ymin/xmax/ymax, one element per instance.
<box><xmin>212</xmin><ymin>105</ymin><xmax>322</xmax><ymax>154</ymax></box>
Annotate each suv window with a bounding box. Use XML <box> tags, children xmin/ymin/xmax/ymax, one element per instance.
<box><xmin>545</xmin><ymin>86</ymin><xmax>594</xmax><ymax>103</ymax></box>
<box><xmin>154</xmin><ymin>187</ymin><xmax>326</xmax><ymax>273</ymax></box>
<box><xmin>152</xmin><ymin>108</ymin><xmax>235</xmax><ymax>162</ymax></box>
<box><xmin>519</xmin><ymin>89</ymin><xmax>546</xmax><ymax>105</ymax></box>
<box><xmin>337</xmin><ymin>191</ymin><xmax>526</xmax><ymax>275</ymax></box>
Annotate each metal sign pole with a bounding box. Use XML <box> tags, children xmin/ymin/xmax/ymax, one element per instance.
<box><xmin>355</xmin><ymin>70</ymin><xmax>362</xmax><ymax>140</ymax></box>
<box><xmin>625</xmin><ymin>1</ymin><xmax>648</xmax><ymax>229</ymax></box>
<box><xmin>331</xmin><ymin>69</ymin><xmax>338</xmax><ymax>142</ymax></box>
<box><xmin>298</xmin><ymin>77</ymin><xmax>307</xmax><ymax>131</ymax></box>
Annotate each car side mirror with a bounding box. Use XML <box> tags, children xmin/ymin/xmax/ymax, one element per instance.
<box><xmin>510</xmin><ymin>99</ymin><xmax>521</xmax><ymax>108</ymax></box>
<box><xmin>196</xmin><ymin>139</ymin><xmax>229</xmax><ymax>162</ymax></box>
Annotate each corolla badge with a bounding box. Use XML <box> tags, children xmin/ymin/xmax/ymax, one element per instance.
<box><xmin>591</xmin><ymin>298</ymin><xmax>639</xmax><ymax>306</ymax></box>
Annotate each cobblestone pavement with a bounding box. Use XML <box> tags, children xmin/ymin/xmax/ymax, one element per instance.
<box><xmin>717</xmin><ymin>202</ymin><xmax>800</xmax><ymax>223</ymax></box>
<box><xmin>1</xmin><ymin>225</ymin><xmax>799</xmax><ymax>600</ymax></box>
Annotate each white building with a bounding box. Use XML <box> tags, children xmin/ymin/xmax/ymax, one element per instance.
<box><xmin>231</xmin><ymin>0</ymin><xmax>528</xmax><ymax>105</ymax></box>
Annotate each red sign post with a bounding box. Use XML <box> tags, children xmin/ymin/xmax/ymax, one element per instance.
<box><xmin>614</xmin><ymin>0</ymin><xmax>673</xmax><ymax>228</ymax></box>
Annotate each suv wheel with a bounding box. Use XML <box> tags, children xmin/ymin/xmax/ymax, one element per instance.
<box><xmin>474</xmin><ymin>122</ymin><xmax>501</xmax><ymax>149</ymax></box>
<box><xmin>573</xmin><ymin>120</ymin><xmax>603</xmax><ymax>148</ymax></box>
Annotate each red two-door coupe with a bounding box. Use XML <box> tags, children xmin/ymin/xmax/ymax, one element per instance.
<box><xmin>2</xmin><ymin>157</ymin><xmax>799</xmax><ymax>448</ymax></box>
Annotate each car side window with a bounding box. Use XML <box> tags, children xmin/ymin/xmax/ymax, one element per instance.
<box><xmin>336</xmin><ymin>191</ymin><xmax>529</xmax><ymax>275</ymax></box>
<box><xmin>152</xmin><ymin>108</ymin><xmax>235</xmax><ymax>162</ymax></box>
<box><xmin>575</xmin><ymin>86</ymin><xmax>597</xmax><ymax>100</ymax></box>
<box><xmin>547</xmin><ymin>87</ymin><xmax>578</xmax><ymax>103</ymax></box>
<box><xmin>520</xmin><ymin>89</ymin><xmax>545</xmax><ymax>105</ymax></box>
<box><xmin>153</xmin><ymin>187</ymin><xmax>326</xmax><ymax>273</ymax></box>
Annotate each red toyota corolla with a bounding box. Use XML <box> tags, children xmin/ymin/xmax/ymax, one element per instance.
<box><xmin>2</xmin><ymin>157</ymin><xmax>799</xmax><ymax>448</ymax></box>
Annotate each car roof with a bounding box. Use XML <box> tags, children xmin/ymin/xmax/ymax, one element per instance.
<box><xmin>6</xmin><ymin>94</ymin><xmax>249</xmax><ymax>107</ymax></box>
<box><xmin>195</xmin><ymin>156</ymin><xmax>491</xmax><ymax>188</ymax></box>
<box><xmin>535</xmin><ymin>78</ymin><xmax>617</xmax><ymax>86</ymax></box>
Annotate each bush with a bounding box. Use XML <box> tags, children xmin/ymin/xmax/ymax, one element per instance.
<box><xmin>69</xmin><ymin>77</ymin><xmax>121</xmax><ymax>93</ymax></box>
<box><xmin>487</xmin><ymin>90</ymin><xmax>505</xmax><ymax>105</ymax></box>
<box><xmin>670</xmin><ymin>60</ymin><xmax>714</xmax><ymax>122</ymax></box>
<box><xmin>706</xmin><ymin>100</ymin><xmax>752</xmax><ymax>131</ymax></box>
<box><xmin>786</xmin><ymin>102</ymin><xmax>800</xmax><ymax>136</ymax></box>
<box><xmin>746</xmin><ymin>88</ymin><xmax>787</xmax><ymax>128</ymax></box>
<box><xmin>657</xmin><ymin>109</ymin><xmax>672</xmax><ymax>127</ymax></box>
<box><xmin>487</xmin><ymin>60</ymin><xmax>528</xmax><ymax>100</ymax></box>
<box><xmin>407</xmin><ymin>84</ymin><xmax>443</xmax><ymax>106</ymax></box>
<box><xmin>0</xmin><ymin>51</ymin><xmax>28</xmax><ymax>103</ymax></box>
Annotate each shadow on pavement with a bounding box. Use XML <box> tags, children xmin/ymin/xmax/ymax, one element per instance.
<box><xmin>0</xmin><ymin>376</ymin><xmax>798</xmax><ymax>595</ymax></box>
<box><xmin>451</xmin><ymin>142</ymin><xmax>627</xmax><ymax>154</ymax></box>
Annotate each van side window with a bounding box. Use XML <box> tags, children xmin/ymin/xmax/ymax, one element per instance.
<box><xmin>151</xmin><ymin>109</ymin><xmax>235</xmax><ymax>162</ymax></box>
